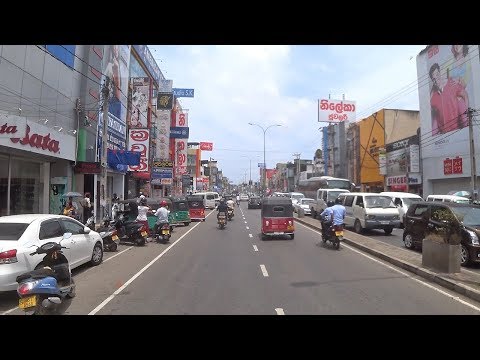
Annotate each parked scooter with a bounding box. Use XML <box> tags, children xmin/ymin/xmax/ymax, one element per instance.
<box><xmin>16</xmin><ymin>232</ymin><xmax>76</xmax><ymax>315</ymax></box>
<box><xmin>218</xmin><ymin>212</ymin><xmax>227</xmax><ymax>229</ymax></box>
<box><xmin>112</xmin><ymin>213</ymin><xmax>148</xmax><ymax>246</ymax></box>
<box><xmin>96</xmin><ymin>216</ymin><xmax>120</xmax><ymax>252</ymax></box>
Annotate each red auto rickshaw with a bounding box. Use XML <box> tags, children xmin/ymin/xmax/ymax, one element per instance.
<box><xmin>261</xmin><ymin>197</ymin><xmax>295</xmax><ymax>240</ymax></box>
<box><xmin>186</xmin><ymin>195</ymin><xmax>206</xmax><ymax>222</ymax></box>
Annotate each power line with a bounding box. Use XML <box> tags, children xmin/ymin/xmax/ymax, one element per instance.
<box><xmin>355</xmin><ymin>46</ymin><xmax>479</xmax><ymax>120</ymax></box>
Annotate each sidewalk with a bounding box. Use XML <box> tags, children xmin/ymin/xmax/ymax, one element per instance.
<box><xmin>294</xmin><ymin>214</ymin><xmax>480</xmax><ymax>303</ymax></box>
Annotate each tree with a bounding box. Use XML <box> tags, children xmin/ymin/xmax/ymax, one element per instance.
<box><xmin>314</xmin><ymin>148</ymin><xmax>322</xmax><ymax>161</ymax></box>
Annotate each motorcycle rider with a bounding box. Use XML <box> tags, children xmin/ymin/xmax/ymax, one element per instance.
<box><xmin>135</xmin><ymin>197</ymin><xmax>150</xmax><ymax>234</ymax></box>
<box><xmin>330</xmin><ymin>197</ymin><xmax>346</xmax><ymax>229</ymax></box>
<box><xmin>226</xmin><ymin>197</ymin><xmax>235</xmax><ymax>219</ymax></box>
<box><xmin>236</xmin><ymin>194</ymin><xmax>240</xmax><ymax>206</ymax></box>
<box><xmin>153</xmin><ymin>200</ymin><xmax>170</xmax><ymax>237</ymax></box>
<box><xmin>320</xmin><ymin>200</ymin><xmax>335</xmax><ymax>240</ymax></box>
<box><xmin>217</xmin><ymin>198</ymin><xmax>228</xmax><ymax>221</ymax></box>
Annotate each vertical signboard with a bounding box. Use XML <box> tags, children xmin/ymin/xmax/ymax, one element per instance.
<box><xmin>128</xmin><ymin>129</ymin><xmax>150</xmax><ymax>172</ymax></box>
<box><xmin>156</xmin><ymin>110</ymin><xmax>171</xmax><ymax>160</ymax></box>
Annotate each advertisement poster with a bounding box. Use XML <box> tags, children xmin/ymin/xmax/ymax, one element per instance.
<box><xmin>417</xmin><ymin>45</ymin><xmax>478</xmax><ymax>158</ymax></box>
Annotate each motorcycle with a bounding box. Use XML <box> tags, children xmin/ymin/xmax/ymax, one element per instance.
<box><xmin>112</xmin><ymin>213</ymin><xmax>148</xmax><ymax>246</ymax></box>
<box><xmin>154</xmin><ymin>222</ymin><xmax>171</xmax><ymax>243</ymax></box>
<box><xmin>85</xmin><ymin>209</ymin><xmax>95</xmax><ymax>231</ymax></box>
<box><xmin>16</xmin><ymin>232</ymin><xmax>76</xmax><ymax>315</ymax></box>
<box><xmin>322</xmin><ymin>223</ymin><xmax>344</xmax><ymax>250</ymax></box>
<box><xmin>218</xmin><ymin>212</ymin><xmax>227</xmax><ymax>229</ymax></box>
<box><xmin>96</xmin><ymin>216</ymin><xmax>120</xmax><ymax>252</ymax></box>
<box><xmin>227</xmin><ymin>207</ymin><xmax>234</xmax><ymax>221</ymax></box>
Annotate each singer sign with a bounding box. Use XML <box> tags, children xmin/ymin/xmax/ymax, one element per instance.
<box><xmin>318</xmin><ymin>99</ymin><xmax>356</xmax><ymax>123</ymax></box>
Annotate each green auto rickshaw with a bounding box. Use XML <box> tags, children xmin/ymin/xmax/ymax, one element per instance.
<box><xmin>168</xmin><ymin>196</ymin><xmax>191</xmax><ymax>227</ymax></box>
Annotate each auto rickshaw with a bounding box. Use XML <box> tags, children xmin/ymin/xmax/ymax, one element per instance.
<box><xmin>261</xmin><ymin>197</ymin><xmax>295</xmax><ymax>240</ymax></box>
<box><xmin>186</xmin><ymin>195</ymin><xmax>206</xmax><ymax>222</ymax></box>
<box><xmin>168</xmin><ymin>196</ymin><xmax>191</xmax><ymax>227</ymax></box>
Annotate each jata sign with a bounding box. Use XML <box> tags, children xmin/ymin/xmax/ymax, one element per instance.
<box><xmin>128</xmin><ymin>129</ymin><xmax>150</xmax><ymax>172</ymax></box>
<box><xmin>200</xmin><ymin>142</ymin><xmax>213</xmax><ymax>151</ymax></box>
<box><xmin>0</xmin><ymin>114</ymin><xmax>75</xmax><ymax>160</ymax></box>
<box><xmin>318</xmin><ymin>99</ymin><xmax>356</xmax><ymax>123</ymax></box>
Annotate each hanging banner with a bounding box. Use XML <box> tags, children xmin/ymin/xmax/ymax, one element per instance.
<box><xmin>175</xmin><ymin>112</ymin><xmax>188</xmax><ymax>127</ymax></box>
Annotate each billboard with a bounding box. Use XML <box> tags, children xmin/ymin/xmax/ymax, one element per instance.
<box><xmin>175</xmin><ymin>112</ymin><xmax>188</xmax><ymax>127</ymax></box>
<box><xmin>200</xmin><ymin>142</ymin><xmax>213</xmax><ymax>151</ymax></box>
<box><xmin>156</xmin><ymin>110</ymin><xmax>171</xmax><ymax>160</ymax></box>
<box><xmin>170</xmin><ymin>127</ymin><xmax>189</xmax><ymax>138</ymax></box>
<box><xmin>97</xmin><ymin>112</ymin><xmax>127</xmax><ymax>155</ymax></box>
<box><xmin>359</xmin><ymin>110</ymin><xmax>385</xmax><ymax>184</ymax></box>
<box><xmin>417</xmin><ymin>45</ymin><xmax>478</xmax><ymax>159</ymax></box>
<box><xmin>102</xmin><ymin>45</ymin><xmax>131</xmax><ymax>124</ymax></box>
<box><xmin>128</xmin><ymin>129</ymin><xmax>150</xmax><ymax>172</ymax></box>
<box><xmin>132</xmin><ymin>45</ymin><xmax>163</xmax><ymax>85</ymax></box>
<box><xmin>318</xmin><ymin>99</ymin><xmax>356</xmax><ymax>123</ymax></box>
<box><xmin>129</xmin><ymin>77</ymin><xmax>150</xmax><ymax>128</ymax></box>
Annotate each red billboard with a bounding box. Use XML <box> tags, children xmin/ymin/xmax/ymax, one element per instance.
<box><xmin>200</xmin><ymin>142</ymin><xmax>213</xmax><ymax>151</ymax></box>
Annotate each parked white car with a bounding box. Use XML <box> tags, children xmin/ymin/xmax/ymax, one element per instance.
<box><xmin>293</xmin><ymin>198</ymin><xmax>315</xmax><ymax>215</ymax></box>
<box><xmin>0</xmin><ymin>214</ymin><xmax>104</xmax><ymax>292</ymax></box>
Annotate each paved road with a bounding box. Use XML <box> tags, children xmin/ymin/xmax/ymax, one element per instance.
<box><xmin>3</xmin><ymin>205</ymin><xmax>480</xmax><ymax>315</ymax></box>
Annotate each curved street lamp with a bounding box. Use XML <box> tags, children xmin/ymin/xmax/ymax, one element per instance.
<box><xmin>248</xmin><ymin>122</ymin><xmax>282</xmax><ymax>195</ymax></box>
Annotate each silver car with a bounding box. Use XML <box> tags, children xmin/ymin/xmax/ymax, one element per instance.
<box><xmin>0</xmin><ymin>214</ymin><xmax>104</xmax><ymax>292</ymax></box>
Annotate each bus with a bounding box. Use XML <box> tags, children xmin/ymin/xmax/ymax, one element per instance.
<box><xmin>297</xmin><ymin>176</ymin><xmax>354</xmax><ymax>199</ymax></box>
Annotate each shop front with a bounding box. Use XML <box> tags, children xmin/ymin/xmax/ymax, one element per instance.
<box><xmin>0</xmin><ymin>115</ymin><xmax>76</xmax><ymax>216</ymax></box>
<box><xmin>386</xmin><ymin>173</ymin><xmax>422</xmax><ymax>196</ymax></box>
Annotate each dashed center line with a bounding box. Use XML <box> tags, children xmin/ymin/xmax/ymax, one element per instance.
<box><xmin>260</xmin><ymin>264</ymin><xmax>269</xmax><ymax>277</ymax></box>
<box><xmin>253</xmin><ymin>244</ymin><xmax>258</xmax><ymax>252</ymax></box>
<box><xmin>244</xmin><ymin>221</ymin><xmax>247</xmax><ymax>224</ymax></box>
<box><xmin>246</xmin><ymin>226</ymin><xmax>249</xmax><ymax>230</ymax></box>
<box><xmin>275</xmin><ymin>308</ymin><xmax>285</xmax><ymax>315</ymax></box>
<box><xmin>249</xmin><ymin>234</ymin><xmax>253</xmax><ymax>238</ymax></box>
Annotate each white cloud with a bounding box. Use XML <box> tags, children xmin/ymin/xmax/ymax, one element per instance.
<box><xmin>150</xmin><ymin>45</ymin><xmax>426</xmax><ymax>184</ymax></box>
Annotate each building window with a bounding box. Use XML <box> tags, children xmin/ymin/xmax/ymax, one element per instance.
<box><xmin>10</xmin><ymin>159</ymin><xmax>40</xmax><ymax>215</ymax></box>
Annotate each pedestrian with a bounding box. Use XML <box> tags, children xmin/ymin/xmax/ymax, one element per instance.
<box><xmin>81</xmin><ymin>192</ymin><xmax>93</xmax><ymax>223</ymax></box>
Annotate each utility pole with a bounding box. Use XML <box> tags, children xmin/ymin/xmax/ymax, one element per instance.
<box><xmin>100</xmin><ymin>77</ymin><xmax>111</xmax><ymax>221</ymax></box>
<box><xmin>293</xmin><ymin>152</ymin><xmax>301</xmax><ymax>190</ymax></box>
<box><xmin>468</xmin><ymin>108</ymin><xmax>477</xmax><ymax>201</ymax></box>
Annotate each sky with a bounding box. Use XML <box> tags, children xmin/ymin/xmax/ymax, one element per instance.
<box><xmin>148</xmin><ymin>45</ymin><xmax>426</xmax><ymax>184</ymax></box>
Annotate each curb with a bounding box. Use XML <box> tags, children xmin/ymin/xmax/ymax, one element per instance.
<box><xmin>295</xmin><ymin>217</ymin><xmax>480</xmax><ymax>303</ymax></box>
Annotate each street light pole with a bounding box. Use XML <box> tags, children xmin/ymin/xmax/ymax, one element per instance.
<box><xmin>248</xmin><ymin>122</ymin><xmax>282</xmax><ymax>196</ymax></box>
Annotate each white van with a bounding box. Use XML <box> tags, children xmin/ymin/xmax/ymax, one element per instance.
<box><xmin>337</xmin><ymin>192</ymin><xmax>401</xmax><ymax>235</ymax></box>
<box><xmin>380</xmin><ymin>192</ymin><xmax>423</xmax><ymax>228</ymax></box>
<box><xmin>310</xmin><ymin>188</ymin><xmax>350</xmax><ymax>219</ymax></box>
<box><xmin>426</xmin><ymin>194</ymin><xmax>470</xmax><ymax>204</ymax></box>
<box><xmin>195</xmin><ymin>192</ymin><xmax>219</xmax><ymax>209</ymax></box>
<box><xmin>289</xmin><ymin>192</ymin><xmax>305</xmax><ymax>205</ymax></box>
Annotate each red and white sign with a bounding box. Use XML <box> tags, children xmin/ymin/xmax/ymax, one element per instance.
<box><xmin>161</xmin><ymin>178</ymin><xmax>173</xmax><ymax>185</ymax></box>
<box><xmin>200</xmin><ymin>142</ymin><xmax>213</xmax><ymax>151</ymax></box>
<box><xmin>452</xmin><ymin>157</ymin><xmax>463</xmax><ymax>174</ymax></box>
<box><xmin>0</xmin><ymin>114</ymin><xmax>75</xmax><ymax>160</ymax></box>
<box><xmin>128</xmin><ymin>129</ymin><xmax>150</xmax><ymax>172</ymax></box>
<box><xmin>443</xmin><ymin>157</ymin><xmax>463</xmax><ymax>175</ymax></box>
<box><xmin>175</xmin><ymin>112</ymin><xmax>188</xmax><ymax>127</ymax></box>
<box><xmin>387</xmin><ymin>176</ymin><xmax>408</xmax><ymax>186</ymax></box>
<box><xmin>318</xmin><ymin>99</ymin><xmax>356</xmax><ymax>123</ymax></box>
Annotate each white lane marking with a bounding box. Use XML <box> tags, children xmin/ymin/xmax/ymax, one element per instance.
<box><xmin>260</xmin><ymin>264</ymin><xmax>269</xmax><ymax>277</ymax></box>
<box><xmin>246</xmin><ymin>226</ymin><xmax>250</xmax><ymax>230</ymax></box>
<box><xmin>1</xmin><ymin>306</ymin><xmax>18</xmax><ymax>315</ymax></box>
<box><xmin>104</xmin><ymin>246</ymin><xmax>134</xmax><ymax>263</ymax></box>
<box><xmin>89</xmin><ymin>211</ymin><xmax>214</xmax><ymax>315</ymax></box>
<box><xmin>253</xmin><ymin>245</ymin><xmax>258</xmax><ymax>252</ymax></box>
<box><xmin>275</xmin><ymin>308</ymin><xmax>285</xmax><ymax>315</ymax></box>
<box><xmin>297</xmin><ymin>222</ymin><xmax>480</xmax><ymax>312</ymax></box>
<box><xmin>1</xmin><ymin>246</ymin><xmax>136</xmax><ymax>316</ymax></box>
<box><xmin>244</xmin><ymin>221</ymin><xmax>248</xmax><ymax>224</ymax></box>
<box><xmin>249</xmin><ymin>234</ymin><xmax>253</xmax><ymax>238</ymax></box>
